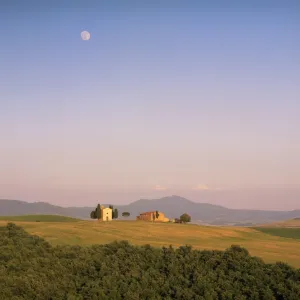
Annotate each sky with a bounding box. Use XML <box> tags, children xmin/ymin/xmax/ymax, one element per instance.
<box><xmin>0</xmin><ymin>1</ymin><xmax>299</xmax><ymax>209</ymax></box>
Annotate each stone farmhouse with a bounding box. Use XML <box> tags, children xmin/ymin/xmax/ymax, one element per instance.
<box><xmin>101</xmin><ymin>205</ymin><xmax>112</xmax><ymax>221</ymax></box>
<box><xmin>136</xmin><ymin>211</ymin><xmax>169</xmax><ymax>222</ymax></box>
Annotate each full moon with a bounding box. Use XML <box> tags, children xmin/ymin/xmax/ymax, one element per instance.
<box><xmin>81</xmin><ymin>31</ymin><xmax>91</xmax><ymax>41</ymax></box>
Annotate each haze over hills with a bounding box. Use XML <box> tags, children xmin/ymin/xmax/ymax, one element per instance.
<box><xmin>1</xmin><ymin>196</ymin><xmax>300</xmax><ymax>225</ymax></box>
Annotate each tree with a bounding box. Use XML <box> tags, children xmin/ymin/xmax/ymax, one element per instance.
<box><xmin>90</xmin><ymin>210</ymin><xmax>96</xmax><ymax>219</ymax></box>
<box><xmin>113</xmin><ymin>208</ymin><xmax>118</xmax><ymax>219</ymax></box>
<box><xmin>156</xmin><ymin>210</ymin><xmax>159</xmax><ymax>219</ymax></box>
<box><xmin>122</xmin><ymin>212</ymin><xmax>130</xmax><ymax>217</ymax></box>
<box><xmin>90</xmin><ymin>204</ymin><xmax>102</xmax><ymax>220</ymax></box>
<box><xmin>109</xmin><ymin>205</ymin><xmax>114</xmax><ymax>218</ymax></box>
<box><xmin>180</xmin><ymin>213</ymin><xmax>191</xmax><ymax>223</ymax></box>
<box><xmin>109</xmin><ymin>205</ymin><xmax>118</xmax><ymax>219</ymax></box>
<box><xmin>95</xmin><ymin>204</ymin><xmax>102</xmax><ymax>220</ymax></box>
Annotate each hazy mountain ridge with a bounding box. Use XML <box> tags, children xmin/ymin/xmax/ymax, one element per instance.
<box><xmin>1</xmin><ymin>196</ymin><xmax>299</xmax><ymax>225</ymax></box>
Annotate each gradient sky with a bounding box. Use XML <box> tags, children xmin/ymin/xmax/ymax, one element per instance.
<box><xmin>1</xmin><ymin>1</ymin><xmax>299</xmax><ymax>209</ymax></box>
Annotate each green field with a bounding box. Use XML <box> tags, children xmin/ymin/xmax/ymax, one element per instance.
<box><xmin>254</xmin><ymin>227</ymin><xmax>300</xmax><ymax>240</ymax></box>
<box><xmin>0</xmin><ymin>215</ymin><xmax>81</xmax><ymax>222</ymax></box>
<box><xmin>253</xmin><ymin>218</ymin><xmax>300</xmax><ymax>240</ymax></box>
<box><xmin>258</xmin><ymin>218</ymin><xmax>300</xmax><ymax>228</ymax></box>
<box><xmin>1</xmin><ymin>219</ymin><xmax>300</xmax><ymax>268</ymax></box>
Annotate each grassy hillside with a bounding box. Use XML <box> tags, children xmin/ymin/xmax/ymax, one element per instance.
<box><xmin>254</xmin><ymin>227</ymin><xmax>300</xmax><ymax>240</ymax></box>
<box><xmin>1</xmin><ymin>220</ymin><xmax>300</xmax><ymax>267</ymax></box>
<box><xmin>0</xmin><ymin>215</ymin><xmax>81</xmax><ymax>222</ymax></box>
<box><xmin>258</xmin><ymin>218</ymin><xmax>300</xmax><ymax>228</ymax></box>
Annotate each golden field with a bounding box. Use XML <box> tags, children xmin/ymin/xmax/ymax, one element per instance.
<box><xmin>1</xmin><ymin>219</ymin><xmax>300</xmax><ymax>268</ymax></box>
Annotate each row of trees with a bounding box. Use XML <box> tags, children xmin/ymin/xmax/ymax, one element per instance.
<box><xmin>2</xmin><ymin>223</ymin><xmax>300</xmax><ymax>299</ymax></box>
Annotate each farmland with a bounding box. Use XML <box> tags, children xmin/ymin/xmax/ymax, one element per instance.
<box><xmin>1</xmin><ymin>218</ymin><xmax>300</xmax><ymax>267</ymax></box>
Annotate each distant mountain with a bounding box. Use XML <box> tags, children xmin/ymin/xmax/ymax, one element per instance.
<box><xmin>118</xmin><ymin>196</ymin><xmax>300</xmax><ymax>225</ymax></box>
<box><xmin>1</xmin><ymin>196</ymin><xmax>300</xmax><ymax>225</ymax></box>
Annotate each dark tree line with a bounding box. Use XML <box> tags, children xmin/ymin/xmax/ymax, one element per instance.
<box><xmin>1</xmin><ymin>223</ymin><xmax>300</xmax><ymax>299</ymax></box>
<box><xmin>90</xmin><ymin>203</ymin><xmax>102</xmax><ymax>219</ymax></box>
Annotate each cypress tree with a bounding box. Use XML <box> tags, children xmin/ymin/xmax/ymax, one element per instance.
<box><xmin>96</xmin><ymin>204</ymin><xmax>101</xmax><ymax>220</ymax></box>
<box><xmin>114</xmin><ymin>208</ymin><xmax>118</xmax><ymax>219</ymax></box>
<box><xmin>109</xmin><ymin>205</ymin><xmax>114</xmax><ymax>218</ymax></box>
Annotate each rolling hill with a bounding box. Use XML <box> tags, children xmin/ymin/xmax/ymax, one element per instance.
<box><xmin>257</xmin><ymin>218</ymin><xmax>300</xmax><ymax>228</ymax></box>
<box><xmin>1</xmin><ymin>220</ymin><xmax>300</xmax><ymax>267</ymax></box>
<box><xmin>1</xmin><ymin>196</ymin><xmax>300</xmax><ymax>225</ymax></box>
<box><xmin>0</xmin><ymin>199</ymin><xmax>92</xmax><ymax>219</ymax></box>
<box><xmin>0</xmin><ymin>215</ymin><xmax>81</xmax><ymax>222</ymax></box>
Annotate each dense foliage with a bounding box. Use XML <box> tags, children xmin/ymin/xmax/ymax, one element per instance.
<box><xmin>1</xmin><ymin>223</ymin><xmax>300</xmax><ymax>299</ymax></box>
<box><xmin>180</xmin><ymin>213</ymin><xmax>192</xmax><ymax>223</ymax></box>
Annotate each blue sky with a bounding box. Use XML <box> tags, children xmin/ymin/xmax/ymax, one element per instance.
<box><xmin>1</xmin><ymin>1</ymin><xmax>299</xmax><ymax>208</ymax></box>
